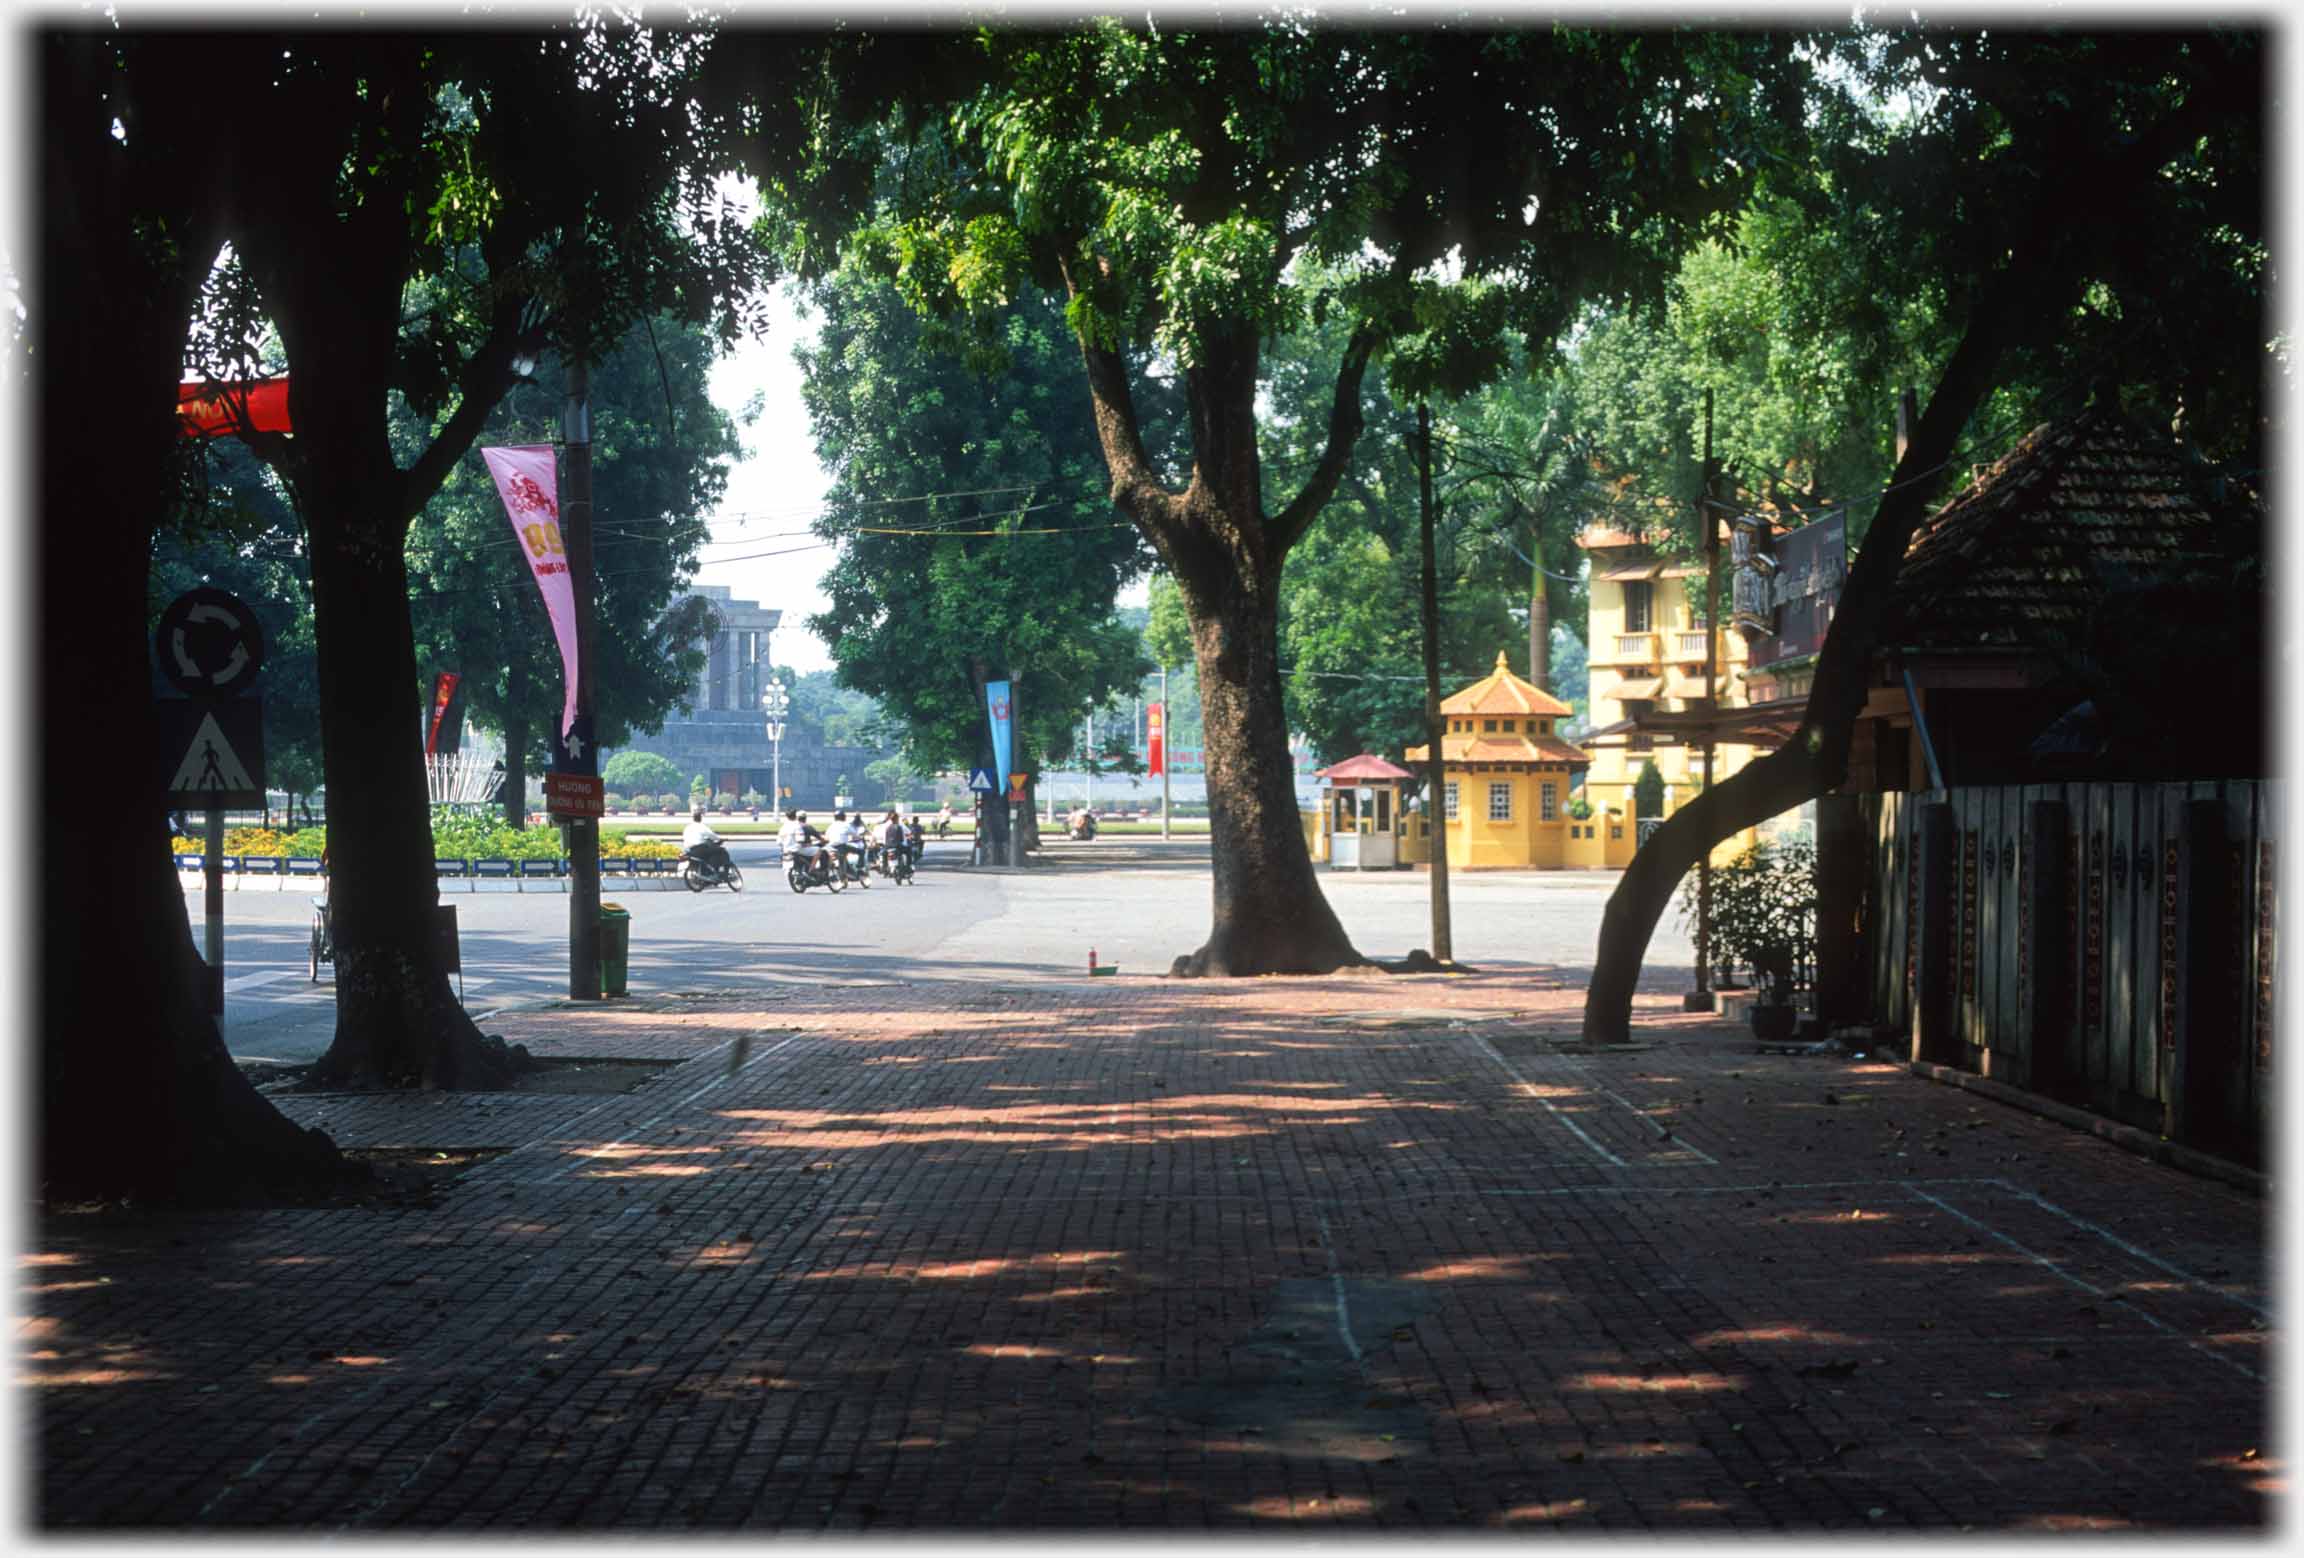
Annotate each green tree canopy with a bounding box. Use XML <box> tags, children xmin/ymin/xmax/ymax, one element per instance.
<box><xmin>797</xmin><ymin>273</ymin><xmax>1164</xmax><ymax>778</ymax></box>
<box><xmin>771</xmin><ymin>19</ymin><xmax>1805</xmax><ymax>974</ymax></box>
<box><xmin>602</xmin><ymin>750</ymin><xmax>683</xmax><ymax>796</ymax></box>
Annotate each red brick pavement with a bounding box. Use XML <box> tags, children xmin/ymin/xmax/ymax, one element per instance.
<box><xmin>28</xmin><ymin>971</ymin><xmax>2274</xmax><ymax>1531</ymax></box>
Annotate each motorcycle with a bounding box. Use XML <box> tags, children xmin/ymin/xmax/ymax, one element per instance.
<box><xmin>835</xmin><ymin>841</ymin><xmax>873</xmax><ymax>888</ymax></box>
<box><xmin>1068</xmin><ymin>812</ymin><xmax>1099</xmax><ymax>841</ymax></box>
<box><xmin>679</xmin><ymin>847</ymin><xmax>743</xmax><ymax>893</ymax></box>
<box><xmin>786</xmin><ymin>844</ymin><xmax>842</xmax><ymax>893</ymax></box>
<box><xmin>872</xmin><ymin>839</ymin><xmax>916</xmax><ymax>885</ymax></box>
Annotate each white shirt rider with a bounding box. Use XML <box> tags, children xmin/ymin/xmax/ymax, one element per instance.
<box><xmin>682</xmin><ymin>816</ymin><xmax>722</xmax><ymax>852</ymax></box>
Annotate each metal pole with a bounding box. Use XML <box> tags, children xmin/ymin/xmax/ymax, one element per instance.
<box><xmin>1690</xmin><ymin>387</ymin><xmax>1717</xmax><ymax>1010</ymax></box>
<box><xmin>1418</xmin><ymin>401</ymin><xmax>1453</xmax><ymax>964</ymax></box>
<box><xmin>565</xmin><ymin>356</ymin><xmax>601</xmax><ymax>1001</ymax></box>
<box><xmin>203</xmin><ymin>804</ymin><xmax>225</xmax><ymax>1015</ymax></box>
<box><xmin>1160</xmin><ymin>665</ymin><xmax>1172</xmax><ymax>839</ymax></box>
<box><xmin>1008</xmin><ymin>670</ymin><xmax>1025</xmax><ymax>868</ymax></box>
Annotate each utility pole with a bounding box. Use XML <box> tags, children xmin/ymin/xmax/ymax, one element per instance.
<box><xmin>1008</xmin><ymin>670</ymin><xmax>1026</xmax><ymax>868</ymax></box>
<box><xmin>1159</xmin><ymin>665</ymin><xmax>1171</xmax><ymax>840</ymax></box>
<box><xmin>1686</xmin><ymin>387</ymin><xmax>1717</xmax><ymax>1012</ymax></box>
<box><xmin>1418</xmin><ymin>401</ymin><xmax>1453</xmax><ymax>964</ymax></box>
<box><xmin>565</xmin><ymin>355</ymin><xmax>602</xmax><ymax>1001</ymax></box>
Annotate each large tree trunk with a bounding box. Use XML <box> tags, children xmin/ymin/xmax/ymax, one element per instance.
<box><xmin>38</xmin><ymin>33</ymin><xmax>350</xmax><ymax>1202</ymax></box>
<box><xmin>230</xmin><ymin>62</ymin><xmax>534</xmax><ymax>1090</ymax></box>
<box><xmin>299</xmin><ymin>473</ymin><xmax>525</xmax><ymax>1088</ymax></box>
<box><xmin>1579</xmin><ymin>114</ymin><xmax>2119</xmax><ymax>1044</ymax></box>
<box><xmin>1061</xmin><ymin>281</ymin><xmax>1376</xmax><ymax>975</ymax></box>
<box><xmin>1173</xmin><ymin>569</ymin><xmax>1361</xmax><ymax>976</ymax></box>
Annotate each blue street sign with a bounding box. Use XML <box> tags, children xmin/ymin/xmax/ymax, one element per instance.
<box><xmin>967</xmin><ymin>768</ymin><xmax>998</xmax><ymax>792</ymax></box>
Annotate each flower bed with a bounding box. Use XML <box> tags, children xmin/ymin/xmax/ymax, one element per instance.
<box><xmin>169</xmin><ymin>817</ymin><xmax>678</xmax><ymax>861</ymax></box>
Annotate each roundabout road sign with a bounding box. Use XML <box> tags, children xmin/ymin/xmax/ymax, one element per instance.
<box><xmin>156</xmin><ymin>586</ymin><xmax>265</xmax><ymax>699</ymax></box>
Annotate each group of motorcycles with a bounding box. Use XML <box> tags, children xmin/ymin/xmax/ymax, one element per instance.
<box><xmin>781</xmin><ymin>832</ymin><xmax>920</xmax><ymax>894</ymax></box>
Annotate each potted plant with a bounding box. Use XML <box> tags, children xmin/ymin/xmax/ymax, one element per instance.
<box><xmin>1680</xmin><ymin>838</ymin><xmax>1816</xmax><ymax>1039</ymax></box>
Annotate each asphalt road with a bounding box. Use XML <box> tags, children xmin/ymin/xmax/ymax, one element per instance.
<box><xmin>187</xmin><ymin>836</ymin><xmax>1698</xmax><ymax>1065</ymax></box>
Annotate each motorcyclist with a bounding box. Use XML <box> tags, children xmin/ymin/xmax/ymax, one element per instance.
<box><xmin>682</xmin><ymin>809</ymin><xmax>732</xmax><ymax>878</ymax></box>
<box><xmin>832</xmin><ymin>810</ymin><xmax>870</xmax><ymax>882</ymax></box>
<box><xmin>781</xmin><ymin>809</ymin><xmax>828</xmax><ymax>877</ymax></box>
<box><xmin>904</xmin><ymin>814</ymin><xmax>926</xmax><ymax>865</ymax></box>
<box><xmin>878</xmin><ymin>808</ymin><xmax>907</xmax><ymax>874</ymax></box>
<box><xmin>936</xmin><ymin>800</ymin><xmax>954</xmax><ymax>839</ymax></box>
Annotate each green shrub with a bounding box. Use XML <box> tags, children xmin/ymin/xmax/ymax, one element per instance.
<box><xmin>1678</xmin><ymin>838</ymin><xmax>1817</xmax><ymax>997</ymax></box>
<box><xmin>1632</xmin><ymin>759</ymin><xmax>1666</xmax><ymax>821</ymax></box>
<box><xmin>601</xmin><ymin>750</ymin><xmax>682</xmax><ymax>796</ymax></box>
<box><xmin>712</xmin><ymin>791</ymin><xmax>738</xmax><ymax>811</ymax></box>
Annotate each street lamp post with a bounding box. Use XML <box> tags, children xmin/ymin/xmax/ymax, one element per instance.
<box><xmin>762</xmin><ymin>682</ymin><xmax>789</xmax><ymax>824</ymax></box>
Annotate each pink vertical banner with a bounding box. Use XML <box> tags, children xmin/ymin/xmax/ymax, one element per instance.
<box><xmin>480</xmin><ymin>444</ymin><xmax>579</xmax><ymax>739</ymax></box>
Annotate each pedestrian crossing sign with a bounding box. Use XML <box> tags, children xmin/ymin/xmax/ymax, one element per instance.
<box><xmin>967</xmin><ymin>768</ymin><xmax>998</xmax><ymax>792</ymax></box>
<box><xmin>157</xmin><ymin>698</ymin><xmax>265</xmax><ymax>809</ymax></box>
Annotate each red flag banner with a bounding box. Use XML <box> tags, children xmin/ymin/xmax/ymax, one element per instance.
<box><xmin>177</xmin><ymin>379</ymin><xmax>293</xmax><ymax>439</ymax></box>
<box><xmin>425</xmin><ymin>672</ymin><xmax>463</xmax><ymax>756</ymax></box>
<box><xmin>480</xmin><ymin>445</ymin><xmax>580</xmax><ymax>740</ymax></box>
<box><xmin>1148</xmin><ymin>702</ymin><xmax>1165</xmax><ymax>778</ymax></box>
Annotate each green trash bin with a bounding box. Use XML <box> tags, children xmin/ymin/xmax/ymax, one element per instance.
<box><xmin>599</xmin><ymin>902</ymin><xmax>631</xmax><ymax>997</ymax></box>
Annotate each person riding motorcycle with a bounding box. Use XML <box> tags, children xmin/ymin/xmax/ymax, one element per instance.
<box><xmin>781</xmin><ymin>809</ymin><xmax>830</xmax><ymax>877</ymax></box>
<box><xmin>936</xmin><ymin>801</ymin><xmax>954</xmax><ymax>840</ymax></box>
<box><xmin>682</xmin><ymin>810</ymin><xmax>733</xmax><ymax>878</ymax></box>
<box><xmin>831</xmin><ymin>810</ymin><xmax>870</xmax><ymax>882</ymax></box>
<box><xmin>904</xmin><ymin>814</ymin><xmax>926</xmax><ymax>865</ymax></box>
<box><xmin>877</xmin><ymin>809</ymin><xmax>907</xmax><ymax>875</ymax></box>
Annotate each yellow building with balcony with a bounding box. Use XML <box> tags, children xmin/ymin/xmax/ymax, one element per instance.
<box><xmin>1574</xmin><ymin>525</ymin><xmax>1771</xmax><ymax>854</ymax></box>
<box><xmin>1403</xmin><ymin>653</ymin><xmax>1594</xmax><ymax>869</ymax></box>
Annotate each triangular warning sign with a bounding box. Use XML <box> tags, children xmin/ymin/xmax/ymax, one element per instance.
<box><xmin>169</xmin><ymin>711</ymin><xmax>256</xmax><ymax>793</ymax></box>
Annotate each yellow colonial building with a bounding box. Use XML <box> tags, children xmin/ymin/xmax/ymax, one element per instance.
<box><xmin>1403</xmin><ymin>653</ymin><xmax>1599</xmax><ymax>870</ymax></box>
<box><xmin>1575</xmin><ymin>524</ymin><xmax>1770</xmax><ymax>847</ymax></box>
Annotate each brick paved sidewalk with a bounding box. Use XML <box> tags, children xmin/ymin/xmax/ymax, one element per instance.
<box><xmin>29</xmin><ymin>970</ymin><xmax>2272</xmax><ymax>1531</ymax></box>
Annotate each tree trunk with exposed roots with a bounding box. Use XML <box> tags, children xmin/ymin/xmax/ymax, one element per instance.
<box><xmin>1063</xmin><ymin>294</ymin><xmax>1377</xmax><ymax>976</ymax></box>
<box><xmin>231</xmin><ymin>80</ymin><xmax>540</xmax><ymax>1090</ymax></box>
<box><xmin>38</xmin><ymin>33</ymin><xmax>352</xmax><ymax>1202</ymax></box>
<box><xmin>1579</xmin><ymin>103</ymin><xmax>2200</xmax><ymax>1042</ymax></box>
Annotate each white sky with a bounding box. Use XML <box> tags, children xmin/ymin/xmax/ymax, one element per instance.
<box><xmin>692</xmin><ymin>270</ymin><xmax>1150</xmax><ymax>679</ymax></box>
<box><xmin>695</xmin><ymin>282</ymin><xmax>840</xmax><ymax>674</ymax></box>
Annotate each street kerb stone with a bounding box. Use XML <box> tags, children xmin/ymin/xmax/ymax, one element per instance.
<box><xmin>31</xmin><ymin>968</ymin><xmax>2271</xmax><ymax>1532</ymax></box>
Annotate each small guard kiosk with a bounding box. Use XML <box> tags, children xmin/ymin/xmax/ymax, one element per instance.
<box><xmin>1317</xmin><ymin>754</ymin><xmax>1412</xmax><ymax>870</ymax></box>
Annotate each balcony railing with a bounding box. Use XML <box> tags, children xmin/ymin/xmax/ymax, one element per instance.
<box><xmin>1673</xmin><ymin>631</ymin><xmax>1712</xmax><ymax>662</ymax></box>
<box><xmin>1612</xmin><ymin>632</ymin><xmax>1657</xmax><ymax>660</ymax></box>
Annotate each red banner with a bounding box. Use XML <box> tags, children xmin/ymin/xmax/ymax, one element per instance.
<box><xmin>177</xmin><ymin>379</ymin><xmax>293</xmax><ymax>439</ymax></box>
<box><xmin>425</xmin><ymin>672</ymin><xmax>463</xmax><ymax>756</ymax></box>
<box><xmin>1147</xmin><ymin>702</ymin><xmax>1166</xmax><ymax>777</ymax></box>
<box><xmin>480</xmin><ymin>445</ymin><xmax>580</xmax><ymax>741</ymax></box>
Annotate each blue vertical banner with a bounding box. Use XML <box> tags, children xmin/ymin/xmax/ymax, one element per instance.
<box><xmin>985</xmin><ymin>679</ymin><xmax>1015</xmax><ymax>785</ymax></box>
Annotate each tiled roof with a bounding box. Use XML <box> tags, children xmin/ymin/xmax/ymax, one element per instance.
<box><xmin>1403</xmin><ymin>732</ymin><xmax>1591</xmax><ymax>768</ymax></box>
<box><xmin>1439</xmin><ymin>652</ymin><xmax>1575</xmax><ymax>717</ymax></box>
<box><xmin>1317</xmin><ymin>753</ymin><xmax>1415</xmax><ymax>782</ymax></box>
<box><xmin>1887</xmin><ymin>406</ymin><xmax>2238</xmax><ymax>652</ymax></box>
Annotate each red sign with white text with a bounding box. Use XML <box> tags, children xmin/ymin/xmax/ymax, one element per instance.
<box><xmin>544</xmin><ymin>772</ymin><xmax>604</xmax><ymax>818</ymax></box>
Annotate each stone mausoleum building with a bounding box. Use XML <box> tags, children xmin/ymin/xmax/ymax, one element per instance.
<box><xmin>600</xmin><ymin>585</ymin><xmax>897</xmax><ymax>811</ymax></box>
